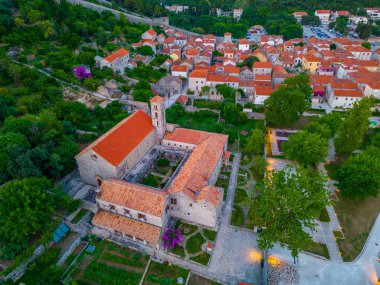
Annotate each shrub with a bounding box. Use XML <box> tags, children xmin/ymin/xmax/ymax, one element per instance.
<box><xmin>157</xmin><ymin>158</ymin><xmax>170</xmax><ymax>167</ymax></box>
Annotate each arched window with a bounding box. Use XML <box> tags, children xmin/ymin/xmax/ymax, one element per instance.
<box><xmin>96</xmin><ymin>175</ymin><xmax>102</xmax><ymax>186</ymax></box>
<box><xmin>155</xmin><ymin>112</ymin><xmax>158</xmax><ymax>119</ymax></box>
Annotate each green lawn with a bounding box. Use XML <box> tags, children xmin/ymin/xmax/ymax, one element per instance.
<box><xmin>234</xmin><ymin>188</ymin><xmax>248</xmax><ymax>204</ymax></box>
<box><xmin>186</xmin><ymin>233</ymin><xmax>206</xmax><ymax>254</ymax></box>
<box><xmin>303</xmin><ymin>242</ymin><xmax>330</xmax><ymax>259</ymax></box>
<box><xmin>169</xmin><ymin>244</ymin><xmax>186</xmax><ymax>258</ymax></box>
<box><xmin>231</xmin><ymin>205</ymin><xmax>245</xmax><ymax>227</ymax></box>
<box><xmin>334</xmin><ymin>193</ymin><xmax>380</xmax><ymax>261</ymax></box>
<box><xmin>190</xmin><ymin>252</ymin><xmax>211</xmax><ymax>266</ymax></box>
<box><xmin>144</xmin><ymin>261</ymin><xmax>190</xmax><ymax>285</ymax></box>
<box><xmin>202</xmin><ymin>229</ymin><xmax>217</xmax><ymax>242</ymax></box>
<box><xmin>176</xmin><ymin>220</ymin><xmax>198</xmax><ymax>236</ymax></box>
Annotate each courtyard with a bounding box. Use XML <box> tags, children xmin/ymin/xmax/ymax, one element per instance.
<box><xmin>124</xmin><ymin>147</ymin><xmax>187</xmax><ymax>189</ymax></box>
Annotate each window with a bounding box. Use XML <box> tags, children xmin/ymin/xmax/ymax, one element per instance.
<box><xmin>171</xmin><ymin>198</ymin><xmax>177</xmax><ymax>205</ymax></box>
<box><xmin>109</xmin><ymin>204</ymin><xmax>115</xmax><ymax>210</ymax></box>
<box><xmin>138</xmin><ymin>213</ymin><xmax>146</xmax><ymax>220</ymax></box>
<box><xmin>91</xmin><ymin>154</ymin><xmax>98</xmax><ymax>161</ymax></box>
<box><xmin>189</xmin><ymin>203</ymin><xmax>192</xmax><ymax>207</ymax></box>
<box><xmin>124</xmin><ymin>209</ymin><xmax>130</xmax><ymax>215</ymax></box>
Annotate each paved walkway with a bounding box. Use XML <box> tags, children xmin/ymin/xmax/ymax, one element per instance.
<box><xmin>270</xmin><ymin>213</ymin><xmax>380</xmax><ymax>285</ymax></box>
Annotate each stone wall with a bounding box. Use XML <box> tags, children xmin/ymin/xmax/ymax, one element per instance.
<box><xmin>76</xmin><ymin>129</ymin><xmax>156</xmax><ymax>186</ymax></box>
<box><xmin>57</xmin><ymin>0</ymin><xmax>168</xmax><ymax>26</ymax></box>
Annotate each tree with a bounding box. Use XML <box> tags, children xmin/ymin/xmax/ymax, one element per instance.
<box><xmin>306</xmin><ymin>121</ymin><xmax>332</xmax><ymax>139</ymax></box>
<box><xmin>315</xmin><ymin>112</ymin><xmax>342</xmax><ymax>135</ymax></box>
<box><xmin>133</xmin><ymin>89</ymin><xmax>154</xmax><ymax>103</ymax></box>
<box><xmin>133</xmin><ymin>80</ymin><xmax>151</xmax><ymax>90</ymax></box>
<box><xmin>222</xmin><ymin>102</ymin><xmax>240</xmax><ymax>124</ymax></box>
<box><xmin>264</xmin><ymin>86</ymin><xmax>308</xmax><ymax>128</ymax></box>
<box><xmin>333</xmin><ymin>16</ymin><xmax>348</xmax><ymax>34</ymax></box>
<box><xmin>251</xmin><ymin>166</ymin><xmax>330</xmax><ymax>257</ymax></box>
<box><xmin>336</xmin><ymin>147</ymin><xmax>380</xmax><ymax>200</ymax></box>
<box><xmin>330</xmin><ymin>43</ymin><xmax>336</xmax><ymax>50</ymax></box>
<box><xmin>166</xmin><ymin>103</ymin><xmax>185</xmax><ymax>123</ymax></box>
<box><xmin>301</xmin><ymin>15</ymin><xmax>321</xmax><ymax>26</ymax></box>
<box><xmin>137</xmin><ymin>46</ymin><xmax>154</xmax><ymax>56</ymax></box>
<box><xmin>241</xmin><ymin>56</ymin><xmax>259</xmax><ymax>68</ymax></box>
<box><xmin>252</xmin><ymin>155</ymin><xmax>267</xmax><ymax>181</ymax></box>
<box><xmin>283</xmin><ymin>131</ymin><xmax>328</xmax><ymax>167</ymax></box>
<box><xmin>283</xmin><ymin>73</ymin><xmax>312</xmax><ymax>102</ymax></box>
<box><xmin>82</xmin><ymin>77</ymin><xmax>99</xmax><ymax>91</ymax></box>
<box><xmin>245</xmin><ymin>128</ymin><xmax>266</xmax><ymax>155</ymax></box>
<box><xmin>0</xmin><ymin>177</ymin><xmax>54</xmax><ymax>256</ymax></box>
<box><xmin>356</xmin><ymin>22</ymin><xmax>372</xmax><ymax>39</ymax></box>
<box><xmin>281</xmin><ymin>24</ymin><xmax>303</xmax><ymax>40</ymax></box>
<box><xmin>334</xmin><ymin>98</ymin><xmax>374</xmax><ymax>155</ymax></box>
<box><xmin>361</xmin><ymin>42</ymin><xmax>371</xmax><ymax>50</ymax></box>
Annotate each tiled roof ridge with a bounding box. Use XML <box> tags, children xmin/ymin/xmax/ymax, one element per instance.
<box><xmin>76</xmin><ymin>110</ymin><xmax>145</xmax><ymax>159</ymax></box>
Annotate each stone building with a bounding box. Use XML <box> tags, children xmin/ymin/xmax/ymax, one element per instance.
<box><xmin>76</xmin><ymin>96</ymin><xmax>228</xmax><ymax>249</ymax></box>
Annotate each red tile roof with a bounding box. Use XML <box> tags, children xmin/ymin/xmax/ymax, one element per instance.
<box><xmin>150</xmin><ymin>95</ymin><xmax>165</xmax><ymax>103</ymax></box>
<box><xmin>76</xmin><ymin>110</ymin><xmax>154</xmax><ymax>166</ymax></box>
<box><xmin>253</xmin><ymin>62</ymin><xmax>272</xmax><ymax>69</ymax></box>
<box><xmin>172</xmin><ymin>65</ymin><xmax>188</xmax><ymax>72</ymax></box>
<box><xmin>189</xmin><ymin>70</ymin><xmax>208</xmax><ymax>78</ymax></box>
<box><xmin>92</xmin><ymin>210</ymin><xmax>161</xmax><ymax>245</ymax></box>
<box><xmin>98</xmin><ymin>179</ymin><xmax>166</xmax><ymax>216</ymax></box>
<box><xmin>104</xmin><ymin>48</ymin><xmax>129</xmax><ymax>63</ymax></box>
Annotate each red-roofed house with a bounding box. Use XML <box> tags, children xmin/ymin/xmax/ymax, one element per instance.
<box><xmin>253</xmin><ymin>61</ymin><xmax>272</xmax><ymax>76</ymax></box>
<box><xmin>293</xmin><ymin>11</ymin><xmax>308</xmax><ymax>23</ymax></box>
<box><xmin>238</xmin><ymin>38</ymin><xmax>250</xmax><ymax>52</ymax></box>
<box><xmin>171</xmin><ymin>65</ymin><xmax>188</xmax><ymax>78</ymax></box>
<box><xmin>142</xmin><ymin>28</ymin><xmax>157</xmax><ymax>41</ymax></box>
<box><xmin>100</xmin><ymin>48</ymin><xmax>130</xmax><ymax>75</ymax></box>
<box><xmin>315</xmin><ymin>10</ymin><xmax>331</xmax><ymax>24</ymax></box>
<box><xmin>254</xmin><ymin>86</ymin><xmax>274</xmax><ymax>104</ymax></box>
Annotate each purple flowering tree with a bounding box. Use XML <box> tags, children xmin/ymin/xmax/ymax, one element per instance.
<box><xmin>73</xmin><ymin>65</ymin><xmax>92</xmax><ymax>79</ymax></box>
<box><xmin>162</xmin><ymin>227</ymin><xmax>184</xmax><ymax>250</ymax></box>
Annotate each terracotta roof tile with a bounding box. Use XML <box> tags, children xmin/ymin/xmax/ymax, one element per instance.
<box><xmin>97</xmin><ymin>179</ymin><xmax>166</xmax><ymax>217</ymax></box>
<box><xmin>150</xmin><ymin>96</ymin><xmax>165</xmax><ymax>103</ymax></box>
<box><xmin>92</xmin><ymin>211</ymin><xmax>161</xmax><ymax>245</ymax></box>
<box><xmin>253</xmin><ymin>62</ymin><xmax>272</xmax><ymax>69</ymax></box>
<box><xmin>104</xmin><ymin>48</ymin><xmax>129</xmax><ymax>63</ymax></box>
<box><xmin>76</xmin><ymin>110</ymin><xmax>154</xmax><ymax>166</ymax></box>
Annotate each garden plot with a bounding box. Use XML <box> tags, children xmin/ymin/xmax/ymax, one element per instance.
<box><xmin>63</xmin><ymin>239</ymin><xmax>149</xmax><ymax>285</ymax></box>
<box><xmin>143</xmin><ymin>261</ymin><xmax>190</xmax><ymax>285</ymax></box>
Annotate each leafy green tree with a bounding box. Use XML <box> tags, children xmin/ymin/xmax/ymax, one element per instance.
<box><xmin>82</xmin><ymin>77</ymin><xmax>99</xmax><ymax>91</ymax></box>
<box><xmin>301</xmin><ymin>15</ymin><xmax>321</xmax><ymax>26</ymax></box>
<box><xmin>252</xmin><ymin>155</ymin><xmax>267</xmax><ymax>181</ymax></box>
<box><xmin>330</xmin><ymin>43</ymin><xmax>337</xmax><ymax>50</ymax></box>
<box><xmin>281</xmin><ymin>24</ymin><xmax>303</xmax><ymax>40</ymax></box>
<box><xmin>314</xmin><ymin>112</ymin><xmax>342</xmax><ymax>135</ymax></box>
<box><xmin>166</xmin><ymin>103</ymin><xmax>185</xmax><ymax>123</ymax></box>
<box><xmin>356</xmin><ymin>22</ymin><xmax>372</xmax><ymax>39</ymax></box>
<box><xmin>216</xmin><ymin>84</ymin><xmax>235</xmax><ymax>100</ymax></box>
<box><xmin>137</xmin><ymin>46</ymin><xmax>154</xmax><ymax>56</ymax></box>
<box><xmin>251</xmin><ymin>166</ymin><xmax>330</xmax><ymax>257</ymax></box>
<box><xmin>333</xmin><ymin>16</ymin><xmax>348</xmax><ymax>34</ymax></box>
<box><xmin>264</xmin><ymin>86</ymin><xmax>308</xmax><ymax>128</ymax></box>
<box><xmin>336</xmin><ymin>147</ymin><xmax>380</xmax><ymax>200</ymax></box>
<box><xmin>306</xmin><ymin>121</ymin><xmax>332</xmax><ymax>139</ymax></box>
<box><xmin>0</xmin><ymin>177</ymin><xmax>54</xmax><ymax>255</ymax></box>
<box><xmin>222</xmin><ymin>102</ymin><xmax>240</xmax><ymax>124</ymax></box>
<box><xmin>245</xmin><ymin>128</ymin><xmax>266</xmax><ymax>155</ymax></box>
<box><xmin>334</xmin><ymin>98</ymin><xmax>374</xmax><ymax>155</ymax></box>
<box><xmin>133</xmin><ymin>80</ymin><xmax>151</xmax><ymax>90</ymax></box>
<box><xmin>133</xmin><ymin>89</ymin><xmax>154</xmax><ymax>103</ymax></box>
<box><xmin>361</xmin><ymin>42</ymin><xmax>371</xmax><ymax>50</ymax></box>
<box><xmin>283</xmin><ymin>131</ymin><xmax>328</xmax><ymax>167</ymax></box>
<box><xmin>0</xmin><ymin>93</ymin><xmax>16</xmax><ymax>121</ymax></box>
<box><xmin>240</xmin><ymin>56</ymin><xmax>259</xmax><ymax>68</ymax></box>
<box><xmin>284</xmin><ymin>73</ymin><xmax>312</xmax><ymax>102</ymax></box>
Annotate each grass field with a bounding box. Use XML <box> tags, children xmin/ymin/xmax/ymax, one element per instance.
<box><xmin>334</xmin><ymin>193</ymin><xmax>380</xmax><ymax>261</ymax></box>
<box><xmin>304</xmin><ymin>242</ymin><xmax>330</xmax><ymax>259</ymax></box>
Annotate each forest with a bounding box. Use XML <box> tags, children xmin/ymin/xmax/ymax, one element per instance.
<box><xmin>0</xmin><ymin>0</ymin><xmax>143</xmax><ymax>267</ymax></box>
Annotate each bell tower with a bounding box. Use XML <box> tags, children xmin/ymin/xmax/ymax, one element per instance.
<box><xmin>150</xmin><ymin>96</ymin><xmax>166</xmax><ymax>141</ymax></box>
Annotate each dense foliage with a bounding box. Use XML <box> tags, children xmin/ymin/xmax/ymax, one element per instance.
<box><xmin>252</xmin><ymin>166</ymin><xmax>330</xmax><ymax>257</ymax></box>
<box><xmin>336</xmin><ymin>147</ymin><xmax>380</xmax><ymax>200</ymax></box>
<box><xmin>334</xmin><ymin>98</ymin><xmax>374</xmax><ymax>155</ymax></box>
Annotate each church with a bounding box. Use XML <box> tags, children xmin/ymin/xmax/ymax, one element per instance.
<box><xmin>75</xmin><ymin>96</ymin><xmax>229</xmax><ymax>249</ymax></box>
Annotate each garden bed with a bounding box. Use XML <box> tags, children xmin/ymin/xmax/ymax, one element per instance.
<box><xmin>143</xmin><ymin>261</ymin><xmax>190</xmax><ymax>285</ymax></box>
<box><xmin>202</xmin><ymin>229</ymin><xmax>217</xmax><ymax>242</ymax></box>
